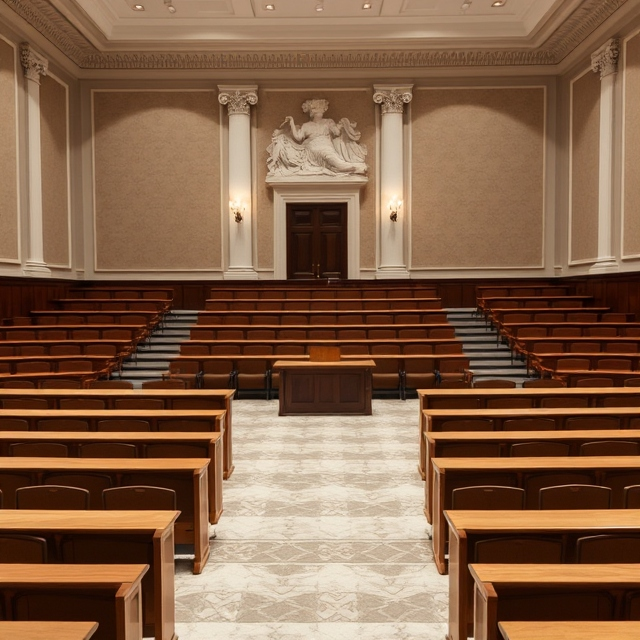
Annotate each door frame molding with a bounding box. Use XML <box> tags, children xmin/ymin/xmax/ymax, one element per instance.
<box><xmin>270</xmin><ymin>178</ymin><xmax>367</xmax><ymax>280</ymax></box>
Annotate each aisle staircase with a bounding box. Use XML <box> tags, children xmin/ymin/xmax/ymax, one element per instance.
<box><xmin>446</xmin><ymin>308</ymin><xmax>530</xmax><ymax>386</ymax></box>
<box><xmin>118</xmin><ymin>310</ymin><xmax>197</xmax><ymax>388</ymax></box>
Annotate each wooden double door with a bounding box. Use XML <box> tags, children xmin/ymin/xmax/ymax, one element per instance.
<box><xmin>287</xmin><ymin>203</ymin><xmax>348</xmax><ymax>280</ymax></box>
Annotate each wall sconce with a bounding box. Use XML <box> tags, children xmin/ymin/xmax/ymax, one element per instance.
<box><xmin>230</xmin><ymin>200</ymin><xmax>245</xmax><ymax>223</ymax></box>
<box><xmin>389</xmin><ymin>196</ymin><xmax>402</xmax><ymax>222</ymax></box>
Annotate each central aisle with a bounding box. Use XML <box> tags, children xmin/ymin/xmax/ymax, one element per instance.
<box><xmin>174</xmin><ymin>399</ymin><xmax>448</xmax><ymax>639</ymax></box>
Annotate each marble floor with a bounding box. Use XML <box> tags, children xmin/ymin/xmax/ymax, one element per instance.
<box><xmin>174</xmin><ymin>399</ymin><xmax>448</xmax><ymax>639</ymax></box>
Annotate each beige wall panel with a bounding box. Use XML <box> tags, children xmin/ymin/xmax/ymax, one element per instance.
<box><xmin>93</xmin><ymin>91</ymin><xmax>220</xmax><ymax>271</ymax></box>
<box><xmin>623</xmin><ymin>32</ymin><xmax>640</xmax><ymax>258</ymax></box>
<box><xmin>411</xmin><ymin>87</ymin><xmax>544</xmax><ymax>269</ymax></box>
<box><xmin>256</xmin><ymin>90</ymin><xmax>376</xmax><ymax>272</ymax></box>
<box><xmin>40</xmin><ymin>74</ymin><xmax>69</xmax><ymax>266</ymax></box>
<box><xmin>0</xmin><ymin>39</ymin><xmax>19</xmax><ymax>262</ymax></box>
<box><xmin>570</xmin><ymin>71</ymin><xmax>600</xmax><ymax>262</ymax></box>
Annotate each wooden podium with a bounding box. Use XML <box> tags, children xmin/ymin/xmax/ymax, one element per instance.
<box><xmin>274</xmin><ymin>358</ymin><xmax>374</xmax><ymax>416</ymax></box>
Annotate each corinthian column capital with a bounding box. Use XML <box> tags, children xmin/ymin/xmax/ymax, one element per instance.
<box><xmin>373</xmin><ymin>86</ymin><xmax>413</xmax><ymax>115</ymax></box>
<box><xmin>20</xmin><ymin>43</ymin><xmax>48</xmax><ymax>83</ymax></box>
<box><xmin>591</xmin><ymin>38</ymin><xmax>620</xmax><ymax>79</ymax></box>
<box><xmin>218</xmin><ymin>86</ymin><xmax>258</xmax><ymax>116</ymax></box>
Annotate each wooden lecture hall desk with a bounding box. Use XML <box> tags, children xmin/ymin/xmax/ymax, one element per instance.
<box><xmin>470</xmin><ymin>564</ymin><xmax>640</xmax><ymax>640</ymax></box>
<box><xmin>0</xmin><ymin>510</ymin><xmax>178</xmax><ymax>640</ymax></box>
<box><xmin>0</xmin><ymin>621</ymin><xmax>99</xmax><ymax>640</ymax></box>
<box><xmin>445</xmin><ymin>509</ymin><xmax>640</xmax><ymax>640</ymax></box>
<box><xmin>424</xmin><ymin>429</ymin><xmax>640</xmax><ymax>522</ymax></box>
<box><xmin>498</xmin><ymin>621</ymin><xmax>640</xmax><ymax>640</ymax></box>
<box><xmin>274</xmin><ymin>359</ymin><xmax>375</xmax><ymax>415</ymax></box>
<box><xmin>0</xmin><ymin>457</ymin><xmax>211</xmax><ymax>574</ymax></box>
<box><xmin>419</xmin><ymin>405</ymin><xmax>640</xmax><ymax>480</ymax></box>
<box><xmin>0</xmin><ymin>431</ymin><xmax>223</xmax><ymax>524</ymax></box>
<box><xmin>431</xmin><ymin>456</ymin><xmax>640</xmax><ymax>574</ymax></box>
<box><xmin>0</xmin><ymin>564</ymin><xmax>148</xmax><ymax>640</ymax></box>
<box><xmin>417</xmin><ymin>387</ymin><xmax>640</xmax><ymax>479</ymax></box>
<box><xmin>0</xmin><ymin>388</ymin><xmax>236</xmax><ymax>478</ymax></box>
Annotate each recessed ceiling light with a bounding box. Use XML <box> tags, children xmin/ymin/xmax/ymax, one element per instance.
<box><xmin>461</xmin><ymin>1</ymin><xmax>472</xmax><ymax>9</ymax></box>
<box><xmin>265</xmin><ymin>3</ymin><xmax>275</xmax><ymax>9</ymax></box>
<box><xmin>164</xmin><ymin>0</ymin><xmax>176</xmax><ymax>13</ymax></box>
<box><xmin>362</xmin><ymin>2</ymin><xmax>372</xmax><ymax>8</ymax></box>
<box><xmin>491</xmin><ymin>0</ymin><xmax>506</xmax><ymax>6</ymax></box>
<box><xmin>315</xmin><ymin>2</ymin><xmax>324</xmax><ymax>12</ymax></box>
<box><xmin>133</xmin><ymin>4</ymin><xmax>145</xmax><ymax>10</ymax></box>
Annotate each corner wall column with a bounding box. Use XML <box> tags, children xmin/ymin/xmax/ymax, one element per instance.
<box><xmin>589</xmin><ymin>38</ymin><xmax>620</xmax><ymax>274</ymax></box>
<box><xmin>20</xmin><ymin>43</ymin><xmax>50</xmax><ymax>277</ymax></box>
<box><xmin>218</xmin><ymin>86</ymin><xmax>259</xmax><ymax>279</ymax></box>
<box><xmin>373</xmin><ymin>86</ymin><xmax>412</xmax><ymax>279</ymax></box>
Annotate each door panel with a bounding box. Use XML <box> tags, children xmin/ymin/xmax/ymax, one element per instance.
<box><xmin>287</xmin><ymin>203</ymin><xmax>347</xmax><ymax>280</ymax></box>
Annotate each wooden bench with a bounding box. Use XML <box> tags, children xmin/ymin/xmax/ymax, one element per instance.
<box><xmin>0</xmin><ymin>621</ymin><xmax>99</xmax><ymax>639</ymax></box>
<box><xmin>491</xmin><ymin>308</ymin><xmax>618</xmax><ymax>335</ymax></box>
<box><xmin>471</xmin><ymin>563</ymin><xmax>640</xmax><ymax>640</ymax></box>
<box><xmin>28</xmin><ymin>310</ymin><xmax>161</xmax><ymax>330</ymax></box>
<box><xmin>0</xmin><ymin>388</ymin><xmax>235</xmax><ymax>478</ymax></box>
<box><xmin>0</xmin><ymin>430</ymin><xmax>223</xmax><ymax>524</ymax></box>
<box><xmin>0</xmin><ymin>457</ymin><xmax>210</xmax><ymax>573</ymax></box>
<box><xmin>446</xmin><ymin>509</ymin><xmax>640</xmax><ymax>640</ymax></box>
<box><xmin>498</xmin><ymin>621</ymin><xmax>640</xmax><ymax>640</ymax></box>
<box><xmin>0</xmin><ymin>510</ymin><xmax>178</xmax><ymax>639</ymax></box>
<box><xmin>0</xmin><ymin>355</ymin><xmax>117</xmax><ymax>378</ymax></box>
<box><xmin>190</xmin><ymin>324</ymin><xmax>456</xmax><ymax>340</ymax></box>
<box><xmin>417</xmin><ymin>389</ymin><xmax>640</xmax><ymax>479</ymax></box>
<box><xmin>0</xmin><ymin>563</ymin><xmax>148</xmax><ymax>640</ymax></box>
<box><xmin>424</xmin><ymin>428</ymin><xmax>640</xmax><ymax>522</ymax></box>
<box><xmin>209</xmin><ymin>285</ymin><xmax>439</xmax><ymax>299</ymax></box>
<box><xmin>68</xmin><ymin>287</ymin><xmax>174</xmax><ymax>300</ymax></box>
<box><xmin>53</xmin><ymin>299</ymin><xmax>171</xmax><ymax>312</ymax></box>
<box><xmin>533</xmin><ymin>353</ymin><xmax>640</xmax><ymax>376</ymax></box>
<box><xmin>196</xmin><ymin>310</ymin><xmax>449</xmax><ymax>325</ymax></box>
<box><xmin>432</xmin><ymin>456</ymin><xmax>640</xmax><ymax>574</ymax></box>
<box><xmin>204</xmin><ymin>297</ymin><xmax>442</xmax><ymax>311</ymax></box>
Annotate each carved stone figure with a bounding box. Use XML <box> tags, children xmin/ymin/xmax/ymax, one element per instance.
<box><xmin>267</xmin><ymin>99</ymin><xmax>368</xmax><ymax>177</ymax></box>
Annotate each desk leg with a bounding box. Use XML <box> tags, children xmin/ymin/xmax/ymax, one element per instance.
<box><xmin>222</xmin><ymin>409</ymin><xmax>234</xmax><ymax>479</ymax></box>
<box><xmin>209</xmin><ymin>438</ymin><xmax>223</xmax><ymax>524</ymax></box>
<box><xmin>155</xmin><ymin>526</ymin><xmax>178</xmax><ymax>640</ymax></box>
<box><xmin>193</xmin><ymin>468</ymin><xmax>211</xmax><ymax>575</ymax></box>
<box><xmin>116</xmin><ymin>581</ymin><xmax>144</xmax><ymax>640</ymax></box>
<box><xmin>447</xmin><ymin>528</ymin><xmax>468</xmax><ymax>640</ymax></box>
<box><xmin>432</xmin><ymin>471</ymin><xmax>448</xmax><ymax>575</ymax></box>
<box><xmin>419</xmin><ymin>406</ymin><xmax>426</xmax><ymax>480</ymax></box>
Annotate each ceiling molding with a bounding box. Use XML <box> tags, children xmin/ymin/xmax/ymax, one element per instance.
<box><xmin>1</xmin><ymin>0</ymin><xmax>630</xmax><ymax>70</ymax></box>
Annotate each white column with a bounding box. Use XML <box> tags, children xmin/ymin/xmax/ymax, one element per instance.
<box><xmin>589</xmin><ymin>38</ymin><xmax>620</xmax><ymax>274</ymax></box>
<box><xmin>218</xmin><ymin>86</ymin><xmax>258</xmax><ymax>280</ymax></box>
<box><xmin>373</xmin><ymin>86</ymin><xmax>412</xmax><ymax>279</ymax></box>
<box><xmin>20</xmin><ymin>43</ymin><xmax>50</xmax><ymax>277</ymax></box>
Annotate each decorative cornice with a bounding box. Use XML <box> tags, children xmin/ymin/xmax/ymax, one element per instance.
<box><xmin>20</xmin><ymin>42</ymin><xmax>47</xmax><ymax>82</ymax></box>
<box><xmin>218</xmin><ymin>90</ymin><xmax>258</xmax><ymax>116</ymax></box>
<box><xmin>591</xmin><ymin>38</ymin><xmax>620</xmax><ymax>79</ymax></box>
<box><xmin>1</xmin><ymin>0</ymin><xmax>630</xmax><ymax>70</ymax></box>
<box><xmin>373</xmin><ymin>88</ymin><xmax>413</xmax><ymax>114</ymax></box>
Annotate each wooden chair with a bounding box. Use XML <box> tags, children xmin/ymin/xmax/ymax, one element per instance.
<box><xmin>451</xmin><ymin>486</ymin><xmax>525</xmax><ymax>510</ymax></box>
<box><xmin>440</xmin><ymin>419</ymin><xmax>493</xmax><ymax>432</ymax></box>
<box><xmin>580</xmin><ymin>441</ymin><xmax>640</xmax><ymax>456</ymax></box>
<box><xmin>0</xmin><ymin>419</ymin><xmax>29</xmax><ymax>431</ymax></box>
<box><xmin>40</xmin><ymin>379</ymin><xmax>85</xmax><ymax>389</ymax></box>
<box><xmin>540</xmin><ymin>396</ymin><xmax>589</xmax><ymax>407</ymax></box>
<box><xmin>113</xmin><ymin>398</ymin><xmax>163</xmax><ymax>410</ymax></box>
<box><xmin>624</xmin><ymin>378</ymin><xmax>640</xmax><ymax>387</ymax></box>
<box><xmin>522</xmin><ymin>378</ymin><xmax>566</xmax><ymax>388</ymax></box>
<box><xmin>0</xmin><ymin>534</ymin><xmax>48</xmax><ymax>563</ymax></box>
<box><xmin>510</xmin><ymin>442</ymin><xmax>570</xmax><ymax>457</ymax></box>
<box><xmin>601</xmin><ymin>472</ymin><xmax>640</xmax><ymax>508</ymax></box>
<box><xmin>539</xmin><ymin>484</ymin><xmax>611</xmax><ymax>510</ymax></box>
<box><xmin>3</xmin><ymin>398</ymin><xmax>49</xmax><ymax>410</ymax></box>
<box><xmin>576</xmin><ymin>534</ymin><xmax>640</xmax><ymax>563</ymax></box>
<box><xmin>624</xmin><ymin>485</ymin><xmax>640</xmax><ymax>508</ymax></box>
<box><xmin>473</xmin><ymin>379</ymin><xmax>517</xmax><ymax>388</ymax></box>
<box><xmin>503</xmin><ymin>417</ymin><xmax>556</xmax><ymax>431</ymax></box>
<box><xmin>0</xmin><ymin>381</ymin><xmax>36</xmax><ymax>389</ymax></box>
<box><xmin>575</xmin><ymin>377</ymin><xmax>615</xmax><ymax>387</ymax></box>
<box><xmin>43</xmin><ymin>474</ymin><xmax>112</xmax><ymax>509</ymax></box>
<box><xmin>0</xmin><ymin>473</ymin><xmax>33</xmax><ymax>508</ymax></box>
<box><xmin>142</xmin><ymin>379</ymin><xmax>186</xmax><ymax>389</ymax></box>
<box><xmin>565</xmin><ymin>416</ymin><xmax>621</xmax><ymax>430</ymax></box>
<box><xmin>102</xmin><ymin>485</ymin><xmax>177</xmax><ymax>511</ymax></box>
<box><xmin>36</xmin><ymin>419</ymin><xmax>89</xmax><ymax>432</ymax></box>
<box><xmin>9</xmin><ymin>443</ymin><xmax>69</xmax><ymax>457</ymax></box>
<box><xmin>96</xmin><ymin>419</ymin><xmax>151</xmax><ymax>432</ymax></box>
<box><xmin>157</xmin><ymin>419</ymin><xmax>211</xmax><ymax>432</ymax></box>
<box><xmin>145</xmin><ymin>443</ymin><xmax>208</xmax><ymax>458</ymax></box>
<box><xmin>486</xmin><ymin>397</ymin><xmax>533</xmax><ymax>408</ymax></box>
<box><xmin>524</xmin><ymin>472</ymin><xmax>595</xmax><ymax>508</ymax></box>
<box><xmin>87</xmin><ymin>379</ymin><xmax>134</xmax><ymax>389</ymax></box>
<box><xmin>78</xmin><ymin>443</ymin><xmax>137</xmax><ymax>458</ymax></box>
<box><xmin>16</xmin><ymin>485</ymin><xmax>90</xmax><ymax>510</ymax></box>
<box><xmin>474</xmin><ymin>536</ymin><xmax>564</xmax><ymax>563</ymax></box>
<box><xmin>59</xmin><ymin>398</ymin><xmax>106</xmax><ymax>410</ymax></box>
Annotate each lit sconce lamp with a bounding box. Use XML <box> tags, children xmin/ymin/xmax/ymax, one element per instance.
<box><xmin>164</xmin><ymin>0</ymin><xmax>176</xmax><ymax>14</ymax></box>
<box><xmin>230</xmin><ymin>200</ymin><xmax>246</xmax><ymax>223</ymax></box>
<box><xmin>389</xmin><ymin>196</ymin><xmax>402</xmax><ymax>222</ymax></box>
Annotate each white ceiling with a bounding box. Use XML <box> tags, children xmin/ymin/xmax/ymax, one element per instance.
<box><xmin>57</xmin><ymin>0</ymin><xmax>572</xmax><ymax>48</ymax></box>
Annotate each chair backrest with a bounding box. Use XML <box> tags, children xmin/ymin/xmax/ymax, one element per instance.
<box><xmin>59</xmin><ymin>398</ymin><xmax>106</xmax><ymax>410</ymax></box>
<box><xmin>9</xmin><ymin>442</ymin><xmax>69</xmax><ymax>457</ymax></box>
<box><xmin>524</xmin><ymin>472</ymin><xmax>595</xmax><ymax>509</ymax></box>
<box><xmin>539</xmin><ymin>484</ymin><xmax>611</xmax><ymax>510</ymax></box>
<box><xmin>574</xmin><ymin>377</ymin><xmax>615</xmax><ymax>387</ymax></box>
<box><xmin>113</xmin><ymin>398</ymin><xmax>164</xmax><ymax>410</ymax></box>
<box><xmin>0</xmin><ymin>418</ymin><xmax>30</xmax><ymax>431</ymax></box>
<box><xmin>96</xmin><ymin>419</ymin><xmax>151</xmax><ymax>432</ymax></box>
<box><xmin>451</xmin><ymin>486</ymin><xmax>525</xmax><ymax>510</ymax></box>
<box><xmin>78</xmin><ymin>443</ymin><xmax>137</xmax><ymax>458</ymax></box>
<box><xmin>510</xmin><ymin>441</ymin><xmax>570</xmax><ymax>457</ymax></box>
<box><xmin>2</xmin><ymin>398</ymin><xmax>49</xmax><ymax>410</ymax></box>
<box><xmin>565</xmin><ymin>416</ymin><xmax>621</xmax><ymax>430</ymax></box>
<box><xmin>40</xmin><ymin>379</ymin><xmax>85</xmax><ymax>389</ymax></box>
<box><xmin>540</xmin><ymin>396</ymin><xmax>589</xmax><ymax>408</ymax></box>
<box><xmin>16</xmin><ymin>485</ymin><xmax>90</xmax><ymax>510</ymax></box>
<box><xmin>440</xmin><ymin>419</ymin><xmax>493</xmax><ymax>432</ymax></box>
<box><xmin>624</xmin><ymin>377</ymin><xmax>640</xmax><ymax>387</ymax></box>
<box><xmin>141</xmin><ymin>379</ymin><xmax>187</xmax><ymax>389</ymax></box>
<box><xmin>474</xmin><ymin>536</ymin><xmax>563</xmax><ymax>563</ymax></box>
<box><xmin>624</xmin><ymin>485</ymin><xmax>640</xmax><ymax>508</ymax></box>
<box><xmin>42</xmin><ymin>473</ymin><xmax>112</xmax><ymax>509</ymax></box>
<box><xmin>103</xmin><ymin>485</ymin><xmax>177</xmax><ymax>510</ymax></box>
<box><xmin>503</xmin><ymin>417</ymin><xmax>556</xmax><ymax>431</ymax></box>
<box><xmin>473</xmin><ymin>379</ymin><xmax>517</xmax><ymax>388</ymax></box>
<box><xmin>0</xmin><ymin>533</ymin><xmax>48</xmax><ymax>563</ymax></box>
<box><xmin>580</xmin><ymin>440</ymin><xmax>640</xmax><ymax>456</ymax></box>
<box><xmin>88</xmin><ymin>379</ymin><xmax>134</xmax><ymax>389</ymax></box>
<box><xmin>36</xmin><ymin>419</ymin><xmax>89</xmax><ymax>432</ymax></box>
<box><xmin>145</xmin><ymin>443</ymin><xmax>208</xmax><ymax>458</ymax></box>
<box><xmin>576</xmin><ymin>534</ymin><xmax>640</xmax><ymax>563</ymax></box>
<box><xmin>486</xmin><ymin>397</ymin><xmax>533</xmax><ymax>409</ymax></box>
<box><xmin>522</xmin><ymin>378</ymin><xmax>567</xmax><ymax>388</ymax></box>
